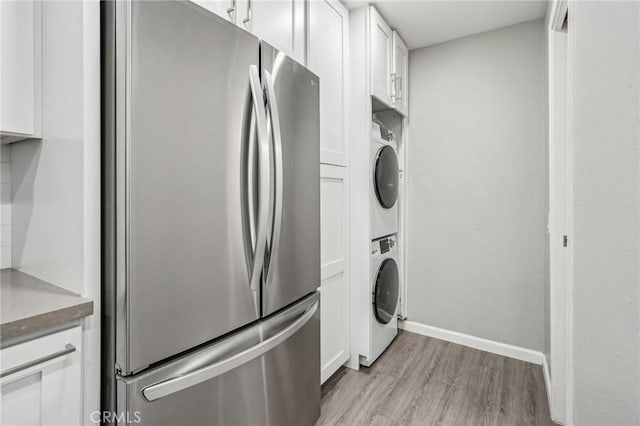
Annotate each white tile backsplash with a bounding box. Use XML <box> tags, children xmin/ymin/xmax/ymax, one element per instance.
<box><xmin>1</xmin><ymin>225</ymin><xmax>11</xmax><ymax>246</ymax></box>
<box><xmin>0</xmin><ymin>247</ymin><xmax>10</xmax><ymax>269</ymax></box>
<box><xmin>0</xmin><ymin>145</ymin><xmax>11</xmax><ymax>268</ymax></box>
<box><xmin>0</xmin><ymin>145</ymin><xmax>9</xmax><ymax>163</ymax></box>
<box><xmin>0</xmin><ymin>163</ymin><xmax>9</xmax><ymax>184</ymax></box>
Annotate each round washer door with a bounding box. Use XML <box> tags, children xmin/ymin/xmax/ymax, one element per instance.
<box><xmin>374</xmin><ymin>146</ymin><xmax>399</xmax><ymax>209</ymax></box>
<box><xmin>373</xmin><ymin>258</ymin><xmax>399</xmax><ymax>324</ymax></box>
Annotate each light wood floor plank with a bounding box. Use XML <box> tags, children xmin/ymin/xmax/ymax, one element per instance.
<box><xmin>318</xmin><ymin>330</ymin><xmax>554</xmax><ymax>426</ymax></box>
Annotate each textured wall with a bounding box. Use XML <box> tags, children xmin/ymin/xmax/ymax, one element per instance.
<box><xmin>570</xmin><ymin>2</ymin><xmax>640</xmax><ymax>424</ymax></box>
<box><xmin>407</xmin><ymin>19</ymin><xmax>547</xmax><ymax>351</ymax></box>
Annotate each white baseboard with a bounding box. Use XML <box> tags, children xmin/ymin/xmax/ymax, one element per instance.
<box><xmin>399</xmin><ymin>320</ymin><xmax>545</xmax><ymax>365</ymax></box>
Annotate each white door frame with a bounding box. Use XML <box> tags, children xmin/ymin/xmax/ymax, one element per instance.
<box><xmin>548</xmin><ymin>0</ymin><xmax>573</xmax><ymax>424</ymax></box>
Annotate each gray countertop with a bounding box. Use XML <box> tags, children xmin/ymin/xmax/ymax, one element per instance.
<box><xmin>1</xmin><ymin>268</ymin><xmax>94</xmax><ymax>343</ymax></box>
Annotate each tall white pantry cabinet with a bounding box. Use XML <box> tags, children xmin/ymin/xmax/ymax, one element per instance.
<box><xmin>307</xmin><ymin>0</ymin><xmax>351</xmax><ymax>383</ymax></box>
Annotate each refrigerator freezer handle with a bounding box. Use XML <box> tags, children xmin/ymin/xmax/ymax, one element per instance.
<box><xmin>141</xmin><ymin>298</ymin><xmax>319</xmax><ymax>402</ymax></box>
<box><xmin>263</xmin><ymin>70</ymin><xmax>283</xmax><ymax>286</ymax></box>
<box><xmin>248</xmin><ymin>65</ymin><xmax>270</xmax><ymax>291</ymax></box>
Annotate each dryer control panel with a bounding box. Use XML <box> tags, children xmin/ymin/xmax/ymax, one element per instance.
<box><xmin>371</xmin><ymin>121</ymin><xmax>396</xmax><ymax>144</ymax></box>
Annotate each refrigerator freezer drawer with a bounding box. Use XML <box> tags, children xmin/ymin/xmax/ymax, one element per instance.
<box><xmin>117</xmin><ymin>292</ymin><xmax>320</xmax><ymax>426</ymax></box>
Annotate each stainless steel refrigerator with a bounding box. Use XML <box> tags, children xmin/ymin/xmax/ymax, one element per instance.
<box><xmin>102</xmin><ymin>1</ymin><xmax>320</xmax><ymax>424</ymax></box>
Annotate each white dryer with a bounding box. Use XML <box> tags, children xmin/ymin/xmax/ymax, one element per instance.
<box><xmin>371</xmin><ymin>136</ymin><xmax>399</xmax><ymax>239</ymax></box>
<box><xmin>360</xmin><ymin>234</ymin><xmax>399</xmax><ymax>367</ymax></box>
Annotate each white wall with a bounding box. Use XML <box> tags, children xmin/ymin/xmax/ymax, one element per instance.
<box><xmin>9</xmin><ymin>1</ymin><xmax>101</xmax><ymax>421</ymax></box>
<box><xmin>570</xmin><ymin>1</ymin><xmax>640</xmax><ymax>424</ymax></box>
<box><xmin>407</xmin><ymin>19</ymin><xmax>547</xmax><ymax>351</ymax></box>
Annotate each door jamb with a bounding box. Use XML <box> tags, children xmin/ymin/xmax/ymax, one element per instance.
<box><xmin>548</xmin><ymin>0</ymin><xmax>573</xmax><ymax>423</ymax></box>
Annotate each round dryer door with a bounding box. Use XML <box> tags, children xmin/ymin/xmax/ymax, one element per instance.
<box><xmin>373</xmin><ymin>258</ymin><xmax>399</xmax><ymax>324</ymax></box>
<box><xmin>374</xmin><ymin>146</ymin><xmax>399</xmax><ymax>209</ymax></box>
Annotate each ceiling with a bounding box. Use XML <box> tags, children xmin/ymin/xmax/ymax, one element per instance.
<box><xmin>341</xmin><ymin>1</ymin><xmax>548</xmax><ymax>50</ymax></box>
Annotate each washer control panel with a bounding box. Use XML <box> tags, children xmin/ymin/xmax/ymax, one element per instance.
<box><xmin>372</xmin><ymin>235</ymin><xmax>397</xmax><ymax>255</ymax></box>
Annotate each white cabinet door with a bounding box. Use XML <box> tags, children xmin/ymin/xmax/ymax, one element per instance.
<box><xmin>1</xmin><ymin>327</ymin><xmax>82</xmax><ymax>426</ymax></box>
<box><xmin>240</xmin><ymin>0</ymin><xmax>305</xmax><ymax>64</ymax></box>
<box><xmin>307</xmin><ymin>0</ymin><xmax>348</xmax><ymax>166</ymax></box>
<box><xmin>190</xmin><ymin>0</ymin><xmax>237</xmax><ymax>22</ymax></box>
<box><xmin>320</xmin><ymin>164</ymin><xmax>349</xmax><ymax>383</ymax></box>
<box><xmin>369</xmin><ymin>6</ymin><xmax>393</xmax><ymax>107</ymax></box>
<box><xmin>0</xmin><ymin>0</ymin><xmax>42</xmax><ymax>141</ymax></box>
<box><xmin>392</xmin><ymin>31</ymin><xmax>408</xmax><ymax>116</ymax></box>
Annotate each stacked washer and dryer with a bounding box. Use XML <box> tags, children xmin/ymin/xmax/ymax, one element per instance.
<box><xmin>360</xmin><ymin>121</ymin><xmax>401</xmax><ymax>367</ymax></box>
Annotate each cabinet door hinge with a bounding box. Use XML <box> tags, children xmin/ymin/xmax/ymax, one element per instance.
<box><xmin>563</xmin><ymin>235</ymin><xmax>568</xmax><ymax>247</ymax></box>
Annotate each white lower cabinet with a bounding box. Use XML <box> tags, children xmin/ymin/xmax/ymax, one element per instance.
<box><xmin>320</xmin><ymin>164</ymin><xmax>350</xmax><ymax>383</ymax></box>
<box><xmin>0</xmin><ymin>327</ymin><xmax>82</xmax><ymax>426</ymax></box>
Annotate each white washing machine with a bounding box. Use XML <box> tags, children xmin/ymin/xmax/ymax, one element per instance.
<box><xmin>360</xmin><ymin>234</ymin><xmax>399</xmax><ymax>367</ymax></box>
<box><xmin>371</xmin><ymin>136</ymin><xmax>399</xmax><ymax>239</ymax></box>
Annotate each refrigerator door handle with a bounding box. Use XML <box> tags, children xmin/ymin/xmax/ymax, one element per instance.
<box><xmin>248</xmin><ymin>65</ymin><xmax>270</xmax><ymax>291</ymax></box>
<box><xmin>141</xmin><ymin>297</ymin><xmax>319</xmax><ymax>402</ymax></box>
<box><xmin>263</xmin><ymin>70</ymin><xmax>283</xmax><ymax>285</ymax></box>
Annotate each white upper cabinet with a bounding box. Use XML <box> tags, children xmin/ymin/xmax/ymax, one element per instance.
<box><xmin>1</xmin><ymin>0</ymin><xmax>42</xmax><ymax>143</ymax></box>
<box><xmin>369</xmin><ymin>6</ymin><xmax>393</xmax><ymax>108</ymax></box>
<box><xmin>240</xmin><ymin>0</ymin><xmax>305</xmax><ymax>64</ymax></box>
<box><xmin>392</xmin><ymin>31</ymin><xmax>408</xmax><ymax>116</ymax></box>
<box><xmin>307</xmin><ymin>0</ymin><xmax>348</xmax><ymax>166</ymax></box>
<box><xmin>368</xmin><ymin>7</ymin><xmax>408</xmax><ymax>116</ymax></box>
<box><xmin>190</xmin><ymin>0</ymin><xmax>237</xmax><ymax>22</ymax></box>
<box><xmin>195</xmin><ymin>0</ymin><xmax>306</xmax><ymax>64</ymax></box>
